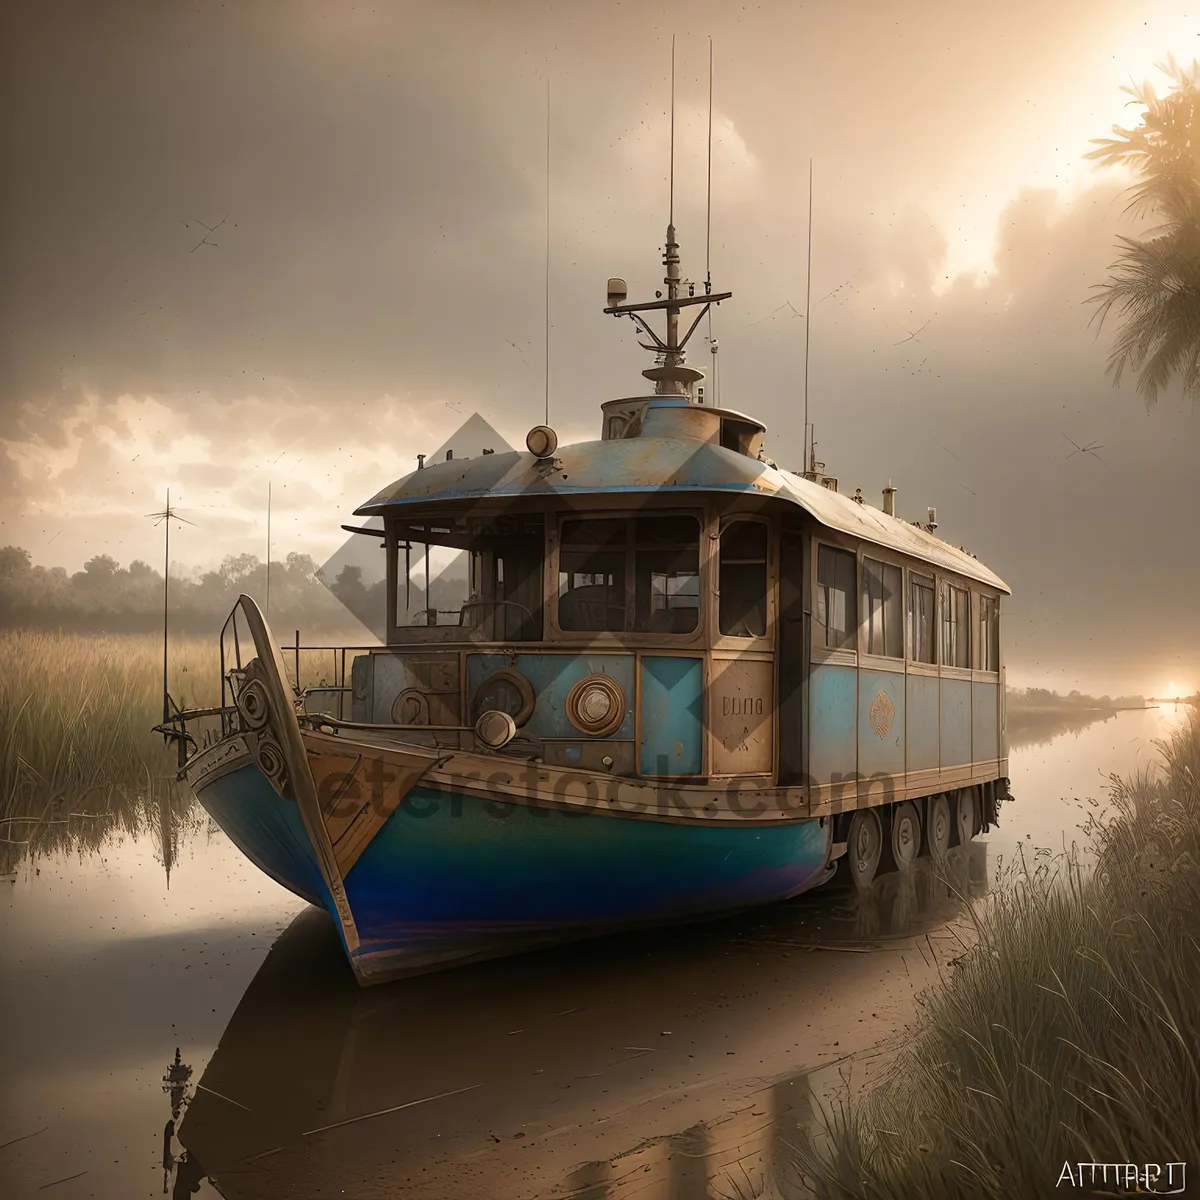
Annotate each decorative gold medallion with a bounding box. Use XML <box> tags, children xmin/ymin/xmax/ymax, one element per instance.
<box><xmin>869</xmin><ymin>689</ymin><xmax>896</xmax><ymax>739</ymax></box>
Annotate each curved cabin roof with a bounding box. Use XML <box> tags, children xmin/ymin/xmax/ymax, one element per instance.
<box><xmin>355</xmin><ymin>430</ymin><xmax>1010</xmax><ymax>594</ymax></box>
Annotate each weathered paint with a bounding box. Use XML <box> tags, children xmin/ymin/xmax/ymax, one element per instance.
<box><xmin>350</xmin><ymin>653</ymin><xmax>371</xmax><ymax>722</ymax></box>
<box><xmin>355</xmin><ymin>434</ymin><xmax>1008</xmax><ymax>594</ymax></box>
<box><xmin>196</xmin><ymin>752</ymin><xmax>833</xmax><ymax>985</ymax></box>
<box><xmin>857</xmin><ymin>668</ymin><xmax>905</xmax><ymax>791</ymax></box>
<box><xmin>370</xmin><ymin>650</ymin><xmax>461</xmax><ymax>726</ymax></box>
<box><xmin>194</xmin><ymin>763</ymin><xmax>329</xmax><ymax>912</ymax></box>
<box><xmin>709</xmin><ymin>656</ymin><xmax>774</xmax><ymax>776</ymax></box>
<box><xmin>940</xmin><ymin>678</ymin><xmax>972</xmax><ymax>767</ymax></box>
<box><xmin>808</xmin><ymin>663</ymin><xmax>857</xmax><ymax>788</ymax></box>
<box><xmin>972</xmin><ymin>681</ymin><xmax>1000</xmax><ymax>762</ymax></box>
<box><xmin>639</xmin><ymin>655</ymin><xmax>704</xmax><ymax>776</ymax></box>
<box><xmin>467</xmin><ymin>653</ymin><xmax>635</xmax><ymax>740</ymax></box>
<box><xmin>905</xmin><ymin>674</ymin><xmax>940</xmax><ymax>772</ymax></box>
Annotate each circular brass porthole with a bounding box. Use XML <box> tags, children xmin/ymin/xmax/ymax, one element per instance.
<box><xmin>565</xmin><ymin>674</ymin><xmax>626</xmax><ymax>737</ymax></box>
<box><xmin>471</xmin><ymin>669</ymin><xmax>536</xmax><ymax>727</ymax></box>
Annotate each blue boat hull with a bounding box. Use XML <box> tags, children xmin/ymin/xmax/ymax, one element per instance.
<box><xmin>195</xmin><ymin>757</ymin><xmax>834</xmax><ymax>983</ymax></box>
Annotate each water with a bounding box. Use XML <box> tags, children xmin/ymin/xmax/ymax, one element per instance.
<box><xmin>0</xmin><ymin>707</ymin><xmax>1188</xmax><ymax>1199</ymax></box>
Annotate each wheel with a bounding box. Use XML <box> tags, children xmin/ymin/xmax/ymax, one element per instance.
<box><xmin>846</xmin><ymin>809</ymin><xmax>883</xmax><ymax>890</ymax></box>
<box><xmin>888</xmin><ymin>801</ymin><xmax>922</xmax><ymax>872</ymax></box>
<box><xmin>954</xmin><ymin>788</ymin><xmax>977</xmax><ymax>846</ymax></box>
<box><xmin>925</xmin><ymin>794</ymin><xmax>951</xmax><ymax>859</ymax></box>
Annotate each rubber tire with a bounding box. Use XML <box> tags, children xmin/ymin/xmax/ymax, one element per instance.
<box><xmin>925</xmin><ymin>794</ymin><xmax>951</xmax><ymax>859</ymax></box>
<box><xmin>889</xmin><ymin>801</ymin><xmax>922</xmax><ymax>872</ymax></box>
<box><xmin>954</xmin><ymin>787</ymin><xmax>977</xmax><ymax>846</ymax></box>
<box><xmin>846</xmin><ymin>809</ymin><xmax>883</xmax><ymax>890</ymax></box>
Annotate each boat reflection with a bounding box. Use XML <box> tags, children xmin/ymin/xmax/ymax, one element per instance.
<box><xmin>175</xmin><ymin>842</ymin><xmax>988</xmax><ymax>1199</ymax></box>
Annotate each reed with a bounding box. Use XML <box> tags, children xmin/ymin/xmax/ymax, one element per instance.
<box><xmin>790</xmin><ymin>710</ymin><xmax>1200</xmax><ymax>1198</ymax></box>
<box><xmin>0</xmin><ymin>631</ymin><xmax>225</xmax><ymax>865</ymax></box>
<box><xmin>0</xmin><ymin>629</ymin><xmax>367</xmax><ymax>871</ymax></box>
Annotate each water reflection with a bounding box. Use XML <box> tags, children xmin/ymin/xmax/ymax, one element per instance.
<box><xmin>176</xmin><ymin>843</ymin><xmax>987</xmax><ymax>1200</ymax></box>
<box><xmin>0</xmin><ymin>775</ymin><xmax>202</xmax><ymax>884</ymax></box>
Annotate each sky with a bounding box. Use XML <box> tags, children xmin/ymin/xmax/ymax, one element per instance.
<box><xmin>1</xmin><ymin>0</ymin><xmax>1198</xmax><ymax>697</ymax></box>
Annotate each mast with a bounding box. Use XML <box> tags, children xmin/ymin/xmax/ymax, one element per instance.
<box><xmin>603</xmin><ymin>38</ymin><xmax>731</xmax><ymax>399</ymax></box>
<box><xmin>163</xmin><ymin>488</ymin><xmax>170</xmax><ymax>728</ymax></box>
<box><xmin>803</xmin><ymin>159</ymin><xmax>814</xmax><ymax>475</ymax></box>
<box><xmin>705</xmin><ymin>35</ymin><xmax>718</xmax><ymax>406</ymax></box>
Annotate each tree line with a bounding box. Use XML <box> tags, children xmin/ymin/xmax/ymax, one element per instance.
<box><xmin>0</xmin><ymin>545</ymin><xmax>385</xmax><ymax>636</ymax></box>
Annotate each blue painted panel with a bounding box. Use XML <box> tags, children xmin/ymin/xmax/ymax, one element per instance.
<box><xmin>809</xmin><ymin>664</ymin><xmax>857</xmax><ymax>788</ymax></box>
<box><xmin>195</xmin><ymin>753</ymin><xmax>836</xmax><ymax>982</ymax></box>
<box><xmin>195</xmin><ymin>764</ymin><xmax>329</xmax><ymax>911</ymax></box>
<box><xmin>858</xmin><ymin>668</ymin><xmax>904</xmax><ymax>790</ymax></box>
<box><xmin>906</xmin><ymin>674</ymin><xmax>940</xmax><ymax>772</ymax></box>
<box><xmin>639</xmin><ymin>656</ymin><xmax>703</xmax><ymax>776</ymax></box>
<box><xmin>467</xmin><ymin>653</ymin><xmax>635</xmax><ymax>740</ymax></box>
<box><xmin>972</xmin><ymin>681</ymin><xmax>999</xmax><ymax>761</ymax></box>
<box><xmin>346</xmin><ymin>787</ymin><xmax>831</xmax><ymax>965</ymax></box>
<box><xmin>940</xmin><ymin>678</ymin><xmax>972</xmax><ymax>767</ymax></box>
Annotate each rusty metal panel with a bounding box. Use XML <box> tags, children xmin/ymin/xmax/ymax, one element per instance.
<box><xmin>858</xmin><ymin>668</ymin><xmax>904</xmax><ymax>782</ymax></box>
<box><xmin>972</xmin><ymin>681</ymin><xmax>999</xmax><ymax>761</ymax></box>
<box><xmin>940</xmin><ymin>677</ymin><xmax>972</xmax><ymax>767</ymax></box>
<box><xmin>351</xmin><ymin>653</ymin><xmax>372</xmax><ymax>722</ymax></box>
<box><xmin>808</xmin><ymin>663</ymin><xmax>857</xmax><ymax>788</ymax></box>
<box><xmin>709</xmin><ymin>656</ymin><xmax>774</xmax><ymax>776</ymax></box>
<box><xmin>372</xmin><ymin>651</ymin><xmax>462</xmax><ymax>727</ymax></box>
<box><xmin>466</xmin><ymin>652</ymin><xmax>635</xmax><ymax>740</ymax></box>
<box><xmin>905</xmin><ymin>673</ymin><xmax>939</xmax><ymax>772</ymax></box>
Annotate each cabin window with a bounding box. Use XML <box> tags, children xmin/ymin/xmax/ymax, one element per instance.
<box><xmin>634</xmin><ymin>514</ymin><xmax>701</xmax><ymax>633</ymax></box>
<box><xmin>558</xmin><ymin>513</ymin><xmax>702</xmax><ymax>634</ymax></box>
<box><xmin>862</xmin><ymin>557</ymin><xmax>903</xmax><ymax>658</ymax></box>
<box><xmin>909</xmin><ymin>574</ymin><xmax>936</xmax><ymax>664</ymax></box>
<box><xmin>979</xmin><ymin>594</ymin><xmax>1000</xmax><ymax>672</ymax></box>
<box><xmin>940</xmin><ymin>581</ymin><xmax>971</xmax><ymax>668</ymax></box>
<box><xmin>396</xmin><ymin>513</ymin><xmax>545</xmax><ymax>640</ymax></box>
<box><xmin>558</xmin><ymin>517</ymin><xmax>628</xmax><ymax>631</ymax></box>
<box><xmin>815</xmin><ymin>545</ymin><xmax>856</xmax><ymax>650</ymax></box>
<box><xmin>719</xmin><ymin>520</ymin><xmax>768</xmax><ymax>637</ymax></box>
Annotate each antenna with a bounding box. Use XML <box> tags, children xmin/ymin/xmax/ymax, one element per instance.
<box><xmin>705</xmin><ymin>35</ymin><xmax>717</xmax><ymax>407</ymax></box>
<box><xmin>266</xmin><ymin>482</ymin><xmax>272</xmax><ymax>616</ymax></box>
<box><xmin>544</xmin><ymin>75</ymin><xmax>551</xmax><ymax>426</ymax></box>
<box><xmin>602</xmin><ymin>40</ymin><xmax>731</xmax><ymax>400</ymax></box>
<box><xmin>147</xmin><ymin>489</ymin><xmax>194</xmax><ymax>733</ymax></box>
<box><xmin>669</xmin><ymin>34</ymin><xmax>676</xmax><ymax>227</ymax></box>
<box><xmin>802</xmin><ymin>159</ymin><xmax>813</xmax><ymax>473</ymax></box>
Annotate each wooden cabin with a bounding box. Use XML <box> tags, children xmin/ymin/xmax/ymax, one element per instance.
<box><xmin>340</xmin><ymin>393</ymin><xmax>1010</xmax><ymax>873</ymax></box>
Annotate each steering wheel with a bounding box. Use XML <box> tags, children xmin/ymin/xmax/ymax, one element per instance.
<box><xmin>459</xmin><ymin>599</ymin><xmax>535</xmax><ymax>631</ymax></box>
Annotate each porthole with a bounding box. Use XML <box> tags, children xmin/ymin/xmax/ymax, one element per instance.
<box><xmin>565</xmin><ymin>674</ymin><xmax>626</xmax><ymax>737</ymax></box>
<box><xmin>471</xmin><ymin>669</ymin><xmax>535</xmax><ymax>727</ymax></box>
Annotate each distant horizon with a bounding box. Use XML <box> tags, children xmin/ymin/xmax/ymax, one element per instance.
<box><xmin>2</xmin><ymin>540</ymin><xmax>1192</xmax><ymax>701</ymax></box>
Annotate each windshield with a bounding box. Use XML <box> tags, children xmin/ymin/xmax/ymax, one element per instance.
<box><xmin>557</xmin><ymin>513</ymin><xmax>701</xmax><ymax>634</ymax></box>
<box><xmin>395</xmin><ymin>513</ymin><xmax>545</xmax><ymax>641</ymax></box>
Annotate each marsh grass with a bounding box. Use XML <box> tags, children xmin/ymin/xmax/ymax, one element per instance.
<box><xmin>0</xmin><ymin>630</ymin><xmax>224</xmax><ymax>869</ymax></box>
<box><xmin>793</xmin><ymin>710</ymin><xmax>1200</xmax><ymax>1198</ymax></box>
<box><xmin>0</xmin><ymin>630</ymin><xmax>368</xmax><ymax>871</ymax></box>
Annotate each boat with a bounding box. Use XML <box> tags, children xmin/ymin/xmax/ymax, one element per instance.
<box><xmin>160</xmin><ymin>112</ymin><xmax>1012</xmax><ymax>988</ymax></box>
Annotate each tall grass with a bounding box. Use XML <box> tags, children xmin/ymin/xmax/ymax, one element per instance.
<box><xmin>793</xmin><ymin>710</ymin><xmax>1200</xmax><ymax>1198</ymax></box>
<box><xmin>0</xmin><ymin>631</ymin><xmax>224</xmax><ymax>869</ymax></box>
<box><xmin>0</xmin><ymin>629</ymin><xmax>366</xmax><ymax>871</ymax></box>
